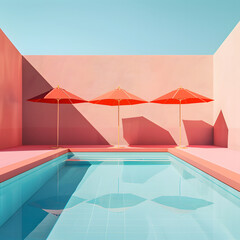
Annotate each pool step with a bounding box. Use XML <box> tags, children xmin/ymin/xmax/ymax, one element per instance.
<box><xmin>65</xmin><ymin>159</ymin><xmax>171</xmax><ymax>165</ymax></box>
<box><xmin>66</xmin><ymin>158</ymin><xmax>170</xmax><ymax>162</ymax></box>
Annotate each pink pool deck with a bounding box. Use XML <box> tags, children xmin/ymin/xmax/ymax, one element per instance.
<box><xmin>0</xmin><ymin>146</ymin><xmax>68</xmax><ymax>182</ymax></box>
<box><xmin>0</xmin><ymin>145</ymin><xmax>240</xmax><ymax>192</ymax></box>
<box><xmin>169</xmin><ymin>146</ymin><xmax>240</xmax><ymax>192</ymax></box>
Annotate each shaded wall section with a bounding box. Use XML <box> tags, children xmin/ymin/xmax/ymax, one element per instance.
<box><xmin>23</xmin><ymin>55</ymin><xmax>213</xmax><ymax>145</ymax></box>
<box><xmin>213</xmin><ymin>111</ymin><xmax>228</xmax><ymax>147</ymax></box>
<box><xmin>122</xmin><ymin>117</ymin><xmax>176</xmax><ymax>145</ymax></box>
<box><xmin>22</xmin><ymin>57</ymin><xmax>108</xmax><ymax>145</ymax></box>
<box><xmin>183</xmin><ymin>120</ymin><xmax>213</xmax><ymax>145</ymax></box>
<box><xmin>0</xmin><ymin>29</ymin><xmax>22</xmax><ymax>149</ymax></box>
<box><xmin>214</xmin><ymin>22</ymin><xmax>240</xmax><ymax>150</ymax></box>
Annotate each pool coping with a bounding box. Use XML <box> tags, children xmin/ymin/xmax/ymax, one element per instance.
<box><xmin>0</xmin><ymin>148</ymin><xmax>68</xmax><ymax>183</ymax></box>
<box><xmin>0</xmin><ymin>146</ymin><xmax>239</xmax><ymax>192</ymax></box>
<box><xmin>169</xmin><ymin>148</ymin><xmax>240</xmax><ymax>192</ymax></box>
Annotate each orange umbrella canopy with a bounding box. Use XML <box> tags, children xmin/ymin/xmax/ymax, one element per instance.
<box><xmin>90</xmin><ymin>87</ymin><xmax>147</xmax><ymax>146</ymax></box>
<box><xmin>151</xmin><ymin>87</ymin><xmax>213</xmax><ymax>147</ymax></box>
<box><xmin>151</xmin><ymin>87</ymin><xmax>213</xmax><ymax>104</ymax></box>
<box><xmin>89</xmin><ymin>87</ymin><xmax>147</xmax><ymax>105</ymax></box>
<box><xmin>28</xmin><ymin>87</ymin><xmax>87</xmax><ymax>104</ymax></box>
<box><xmin>28</xmin><ymin>87</ymin><xmax>87</xmax><ymax>147</ymax></box>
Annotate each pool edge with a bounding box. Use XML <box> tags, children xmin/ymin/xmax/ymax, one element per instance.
<box><xmin>169</xmin><ymin>148</ymin><xmax>240</xmax><ymax>192</ymax></box>
<box><xmin>1</xmin><ymin>147</ymin><xmax>239</xmax><ymax>193</ymax></box>
<box><xmin>0</xmin><ymin>148</ymin><xmax>68</xmax><ymax>183</ymax></box>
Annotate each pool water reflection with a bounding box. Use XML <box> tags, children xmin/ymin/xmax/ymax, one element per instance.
<box><xmin>0</xmin><ymin>152</ymin><xmax>240</xmax><ymax>240</ymax></box>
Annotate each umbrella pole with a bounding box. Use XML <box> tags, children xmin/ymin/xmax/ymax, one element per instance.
<box><xmin>57</xmin><ymin>99</ymin><xmax>60</xmax><ymax>148</ymax></box>
<box><xmin>118</xmin><ymin>100</ymin><xmax>120</xmax><ymax>147</ymax></box>
<box><xmin>179</xmin><ymin>101</ymin><xmax>182</xmax><ymax>146</ymax></box>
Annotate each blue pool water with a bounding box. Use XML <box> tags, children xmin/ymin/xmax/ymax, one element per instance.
<box><xmin>0</xmin><ymin>152</ymin><xmax>240</xmax><ymax>240</ymax></box>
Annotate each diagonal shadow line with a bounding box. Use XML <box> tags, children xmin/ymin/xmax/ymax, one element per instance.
<box><xmin>22</xmin><ymin>57</ymin><xmax>109</xmax><ymax>145</ymax></box>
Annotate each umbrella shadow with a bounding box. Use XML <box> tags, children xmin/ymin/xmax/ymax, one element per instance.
<box><xmin>183</xmin><ymin>120</ymin><xmax>213</xmax><ymax>145</ymax></box>
<box><xmin>213</xmin><ymin>110</ymin><xmax>228</xmax><ymax>147</ymax></box>
<box><xmin>87</xmin><ymin>193</ymin><xmax>146</xmax><ymax>211</ymax></box>
<box><xmin>22</xmin><ymin>57</ymin><xmax>109</xmax><ymax>145</ymax></box>
<box><xmin>152</xmin><ymin>196</ymin><xmax>213</xmax><ymax>212</ymax></box>
<box><xmin>29</xmin><ymin>195</ymin><xmax>85</xmax><ymax>216</ymax></box>
<box><xmin>122</xmin><ymin>116</ymin><xmax>176</xmax><ymax>145</ymax></box>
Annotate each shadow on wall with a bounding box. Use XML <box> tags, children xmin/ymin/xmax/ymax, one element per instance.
<box><xmin>214</xmin><ymin>111</ymin><xmax>228</xmax><ymax>147</ymax></box>
<box><xmin>183</xmin><ymin>120</ymin><xmax>213</xmax><ymax>145</ymax></box>
<box><xmin>22</xmin><ymin>57</ymin><xmax>109</xmax><ymax>145</ymax></box>
<box><xmin>122</xmin><ymin>116</ymin><xmax>176</xmax><ymax>145</ymax></box>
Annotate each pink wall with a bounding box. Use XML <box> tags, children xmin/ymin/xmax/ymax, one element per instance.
<box><xmin>23</xmin><ymin>55</ymin><xmax>213</xmax><ymax>145</ymax></box>
<box><xmin>0</xmin><ymin>29</ymin><xmax>22</xmax><ymax>149</ymax></box>
<box><xmin>1</xmin><ymin>24</ymin><xmax>239</xmax><ymax>147</ymax></box>
<box><xmin>214</xmin><ymin>22</ymin><xmax>240</xmax><ymax>150</ymax></box>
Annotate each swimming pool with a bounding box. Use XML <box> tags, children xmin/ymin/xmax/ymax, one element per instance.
<box><xmin>0</xmin><ymin>152</ymin><xmax>240</xmax><ymax>239</ymax></box>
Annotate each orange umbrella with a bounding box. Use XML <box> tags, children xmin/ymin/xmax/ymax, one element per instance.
<box><xmin>28</xmin><ymin>86</ymin><xmax>87</xmax><ymax>147</ymax></box>
<box><xmin>151</xmin><ymin>87</ymin><xmax>213</xmax><ymax>146</ymax></box>
<box><xmin>89</xmin><ymin>87</ymin><xmax>147</xmax><ymax>147</ymax></box>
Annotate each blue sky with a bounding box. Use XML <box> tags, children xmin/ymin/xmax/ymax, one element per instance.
<box><xmin>0</xmin><ymin>0</ymin><xmax>239</xmax><ymax>55</ymax></box>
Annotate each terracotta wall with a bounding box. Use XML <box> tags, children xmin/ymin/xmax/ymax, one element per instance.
<box><xmin>22</xmin><ymin>55</ymin><xmax>213</xmax><ymax>145</ymax></box>
<box><xmin>0</xmin><ymin>30</ymin><xmax>22</xmax><ymax>149</ymax></box>
<box><xmin>213</xmin><ymin>22</ymin><xmax>240</xmax><ymax>150</ymax></box>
